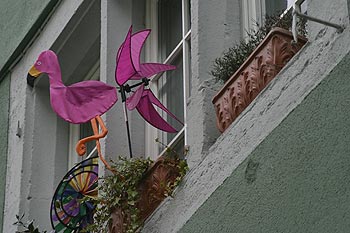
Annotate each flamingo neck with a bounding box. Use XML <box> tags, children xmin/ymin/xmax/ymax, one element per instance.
<box><xmin>46</xmin><ymin>58</ymin><xmax>64</xmax><ymax>88</ymax></box>
<box><xmin>48</xmin><ymin>72</ymin><xmax>64</xmax><ymax>88</ymax></box>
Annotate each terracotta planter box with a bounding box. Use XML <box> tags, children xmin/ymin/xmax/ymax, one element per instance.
<box><xmin>212</xmin><ymin>27</ymin><xmax>307</xmax><ymax>133</ymax></box>
<box><xmin>109</xmin><ymin>157</ymin><xmax>181</xmax><ymax>232</ymax></box>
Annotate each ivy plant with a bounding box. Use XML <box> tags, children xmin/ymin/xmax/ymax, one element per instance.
<box><xmin>84</xmin><ymin>154</ymin><xmax>188</xmax><ymax>233</ymax></box>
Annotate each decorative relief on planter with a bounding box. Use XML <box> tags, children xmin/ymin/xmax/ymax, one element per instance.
<box><xmin>137</xmin><ymin>157</ymin><xmax>180</xmax><ymax>220</ymax></box>
<box><xmin>212</xmin><ymin>28</ymin><xmax>307</xmax><ymax>133</ymax></box>
<box><xmin>109</xmin><ymin>157</ymin><xmax>180</xmax><ymax>233</ymax></box>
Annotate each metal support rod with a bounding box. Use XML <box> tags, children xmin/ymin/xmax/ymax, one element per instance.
<box><xmin>86</xmin><ymin>146</ymin><xmax>97</xmax><ymax>159</ymax></box>
<box><xmin>123</xmin><ymin>103</ymin><xmax>133</xmax><ymax>158</ymax></box>
<box><xmin>292</xmin><ymin>4</ymin><xmax>301</xmax><ymax>42</ymax></box>
<box><xmin>119</xmin><ymin>86</ymin><xmax>133</xmax><ymax>158</ymax></box>
<box><xmin>294</xmin><ymin>7</ymin><xmax>344</xmax><ymax>33</ymax></box>
<box><xmin>118</xmin><ymin>78</ymin><xmax>150</xmax><ymax>158</ymax></box>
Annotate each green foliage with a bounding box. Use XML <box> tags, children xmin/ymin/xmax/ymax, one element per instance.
<box><xmin>84</xmin><ymin>156</ymin><xmax>188</xmax><ymax>233</ymax></box>
<box><xmin>211</xmin><ymin>11</ymin><xmax>307</xmax><ymax>83</ymax></box>
<box><xmin>13</xmin><ymin>214</ymin><xmax>46</xmax><ymax>233</ymax></box>
<box><xmin>154</xmin><ymin>138</ymin><xmax>189</xmax><ymax>196</ymax></box>
<box><xmin>85</xmin><ymin>157</ymin><xmax>152</xmax><ymax>233</ymax></box>
<box><xmin>165</xmin><ymin>158</ymin><xmax>189</xmax><ymax>196</ymax></box>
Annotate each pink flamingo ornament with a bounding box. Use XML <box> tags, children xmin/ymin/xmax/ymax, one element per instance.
<box><xmin>27</xmin><ymin>50</ymin><xmax>117</xmax><ymax>170</ymax></box>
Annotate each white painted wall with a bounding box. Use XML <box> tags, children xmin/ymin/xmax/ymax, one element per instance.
<box><xmin>3</xmin><ymin>1</ymin><xmax>97</xmax><ymax>231</ymax></box>
<box><xmin>187</xmin><ymin>0</ymin><xmax>242</xmax><ymax>168</ymax></box>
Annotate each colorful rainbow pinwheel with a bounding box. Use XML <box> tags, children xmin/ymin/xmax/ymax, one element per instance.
<box><xmin>115</xmin><ymin>26</ymin><xmax>183</xmax><ymax>155</ymax></box>
<box><xmin>50</xmin><ymin>156</ymin><xmax>98</xmax><ymax>232</ymax></box>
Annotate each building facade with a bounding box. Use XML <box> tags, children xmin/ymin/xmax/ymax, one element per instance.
<box><xmin>1</xmin><ymin>0</ymin><xmax>350</xmax><ymax>232</ymax></box>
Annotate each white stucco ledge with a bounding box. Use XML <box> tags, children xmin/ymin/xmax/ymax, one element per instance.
<box><xmin>141</xmin><ymin>26</ymin><xmax>350</xmax><ymax>233</ymax></box>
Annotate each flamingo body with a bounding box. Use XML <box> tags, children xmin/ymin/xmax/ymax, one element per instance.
<box><xmin>33</xmin><ymin>50</ymin><xmax>117</xmax><ymax>123</ymax></box>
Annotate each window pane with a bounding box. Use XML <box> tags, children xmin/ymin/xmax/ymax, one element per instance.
<box><xmin>265</xmin><ymin>0</ymin><xmax>287</xmax><ymax>15</ymax></box>
<box><xmin>300</xmin><ymin>0</ymin><xmax>307</xmax><ymax>13</ymax></box>
<box><xmin>185</xmin><ymin>0</ymin><xmax>191</xmax><ymax>32</ymax></box>
<box><xmin>80</xmin><ymin>122</ymin><xmax>94</xmax><ymax>155</ymax></box>
<box><xmin>165</xmin><ymin>133</ymin><xmax>185</xmax><ymax>159</ymax></box>
<box><xmin>287</xmin><ymin>0</ymin><xmax>294</xmax><ymax>7</ymax></box>
<box><xmin>186</xmin><ymin>39</ymin><xmax>192</xmax><ymax>98</ymax></box>
<box><xmin>159</xmin><ymin>54</ymin><xmax>184</xmax><ymax>144</ymax></box>
<box><xmin>158</xmin><ymin>0</ymin><xmax>182</xmax><ymax>58</ymax></box>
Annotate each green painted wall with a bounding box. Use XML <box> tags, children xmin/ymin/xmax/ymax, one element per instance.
<box><xmin>180</xmin><ymin>55</ymin><xmax>350</xmax><ymax>233</ymax></box>
<box><xmin>0</xmin><ymin>75</ymin><xmax>10</xmax><ymax>231</ymax></box>
<box><xmin>0</xmin><ymin>0</ymin><xmax>58</xmax><ymax>79</ymax></box>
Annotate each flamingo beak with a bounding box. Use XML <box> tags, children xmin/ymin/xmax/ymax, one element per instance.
<box><xmin>27</xmin><ymin>65</ymin><xmax>41</xmax><ymax>87</ymax></box>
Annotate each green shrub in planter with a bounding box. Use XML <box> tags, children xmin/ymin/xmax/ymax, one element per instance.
<box><xmin>211</xmin><ymin>11</ymin><xmax>307</xmax><ymax>83</ymax></box>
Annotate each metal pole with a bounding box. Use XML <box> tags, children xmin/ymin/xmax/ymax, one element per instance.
<box><xmin>122</xmin><ymin>102</ymin><xmax>133</xmax><ymax>158</ymax></box>
<box><xmin>118</xmin><ymin>79</ymin><xmax>150</xmax><ymax>158</ymax></box>
<box><xmin>292</xmin><ymin>4</ymin><xmax>301</xmax><ymax>43</ymax></box>
<box><xmin>294</xmin><ymin>7</ymin><xmax>344</xmax><ymax>33</ymax></box>
<box><xmin>120</xmin><ymin>86</ymin><xmax>133</xmax><ymax>158</ymax></box>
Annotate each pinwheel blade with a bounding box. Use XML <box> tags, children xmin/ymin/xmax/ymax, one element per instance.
<box><xmin>115</xmin><ymin>26</ymin><xmax>137</xmax><ymax>86</ymax></box>
<box><xmin>131</xmin><ymin>29</ymin><xmax>151</xmax><ymax>72</ymax></box>
<box><xmin>126</xmin><ymin>84</ymin><xmax>145</xmax><ymax>110</ymax></box>
<box><xmin>136</xmin><ymin>88</ymin><xmax>183</xmax><ymax>133</ymax></box>
<box><xmin>134</xmin><ymin>63</ymin><xmax>176</xmax><ymax>79</ymax></box>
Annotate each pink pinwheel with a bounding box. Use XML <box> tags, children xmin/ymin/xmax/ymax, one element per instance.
<box><xmin>27</xmin><ymin>50</ymin><xmax>117</xmax><ymax>170</ymax></box>
<box><xmin>115</xmin><ymin>26</ymin><xmax>182</xmax><ymax>134</ymax></box>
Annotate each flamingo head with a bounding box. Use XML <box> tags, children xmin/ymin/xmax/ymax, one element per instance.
<box><xmin>27</xmin><ymin>50</ymin><xmax>58</xmax><ymax>87</ymax></box>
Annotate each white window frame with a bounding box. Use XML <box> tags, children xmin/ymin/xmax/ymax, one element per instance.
<box><xmin>241</xmin><ymin>0</ymin><xmax>265</xmax><ymax>38</ymax></box>
<box><xmin>145</xmin><ymin>0</ymin><xmax>191</xmax><ymax>159</ymax></box>
<box><xmin>241</xmin><ymin>0</ymin><xmax>306</xmax><ymax>39</ymax></box>
<box><xmin>68</xmin><ymin>60</ymin><xmax>100</xmax><ymax>169</ymax></box>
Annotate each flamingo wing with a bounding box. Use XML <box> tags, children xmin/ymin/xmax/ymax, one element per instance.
<box><xmin>51</xmin><ymin>81</ymin><xmax>117</xmax><ymax>124</ymax></box>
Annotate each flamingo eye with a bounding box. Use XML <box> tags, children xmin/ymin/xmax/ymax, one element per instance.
<box><xmin>37</xmin><ymin>61</ymin><xmax>42</xmax><ymax>66</ymax></box>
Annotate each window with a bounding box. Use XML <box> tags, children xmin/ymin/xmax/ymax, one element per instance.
<box><xmin>145</xmin><ymin>0</ymin><xmax>191</xmax><ymax>159</ymax></box>
<box><xmin>241</xmin><ymin>0</ymin><xmax>307</xmax><ymax>39</ymax></box>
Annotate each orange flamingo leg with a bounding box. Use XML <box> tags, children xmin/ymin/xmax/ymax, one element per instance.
<box><xmin>76</xmin><ymin>116</ymin><xmax>113</xmax><ymax>171</ymax></box>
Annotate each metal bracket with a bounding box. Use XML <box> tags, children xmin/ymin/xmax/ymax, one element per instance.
<box><xmin>292</xmin><ymin>5</ymin><xmax>345</xmax><ymax>42</ymax></box>
<box><xmin>16</xmin><ymin>121</ymin><xmax>22</xmax><ymax>138</ymax></box>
